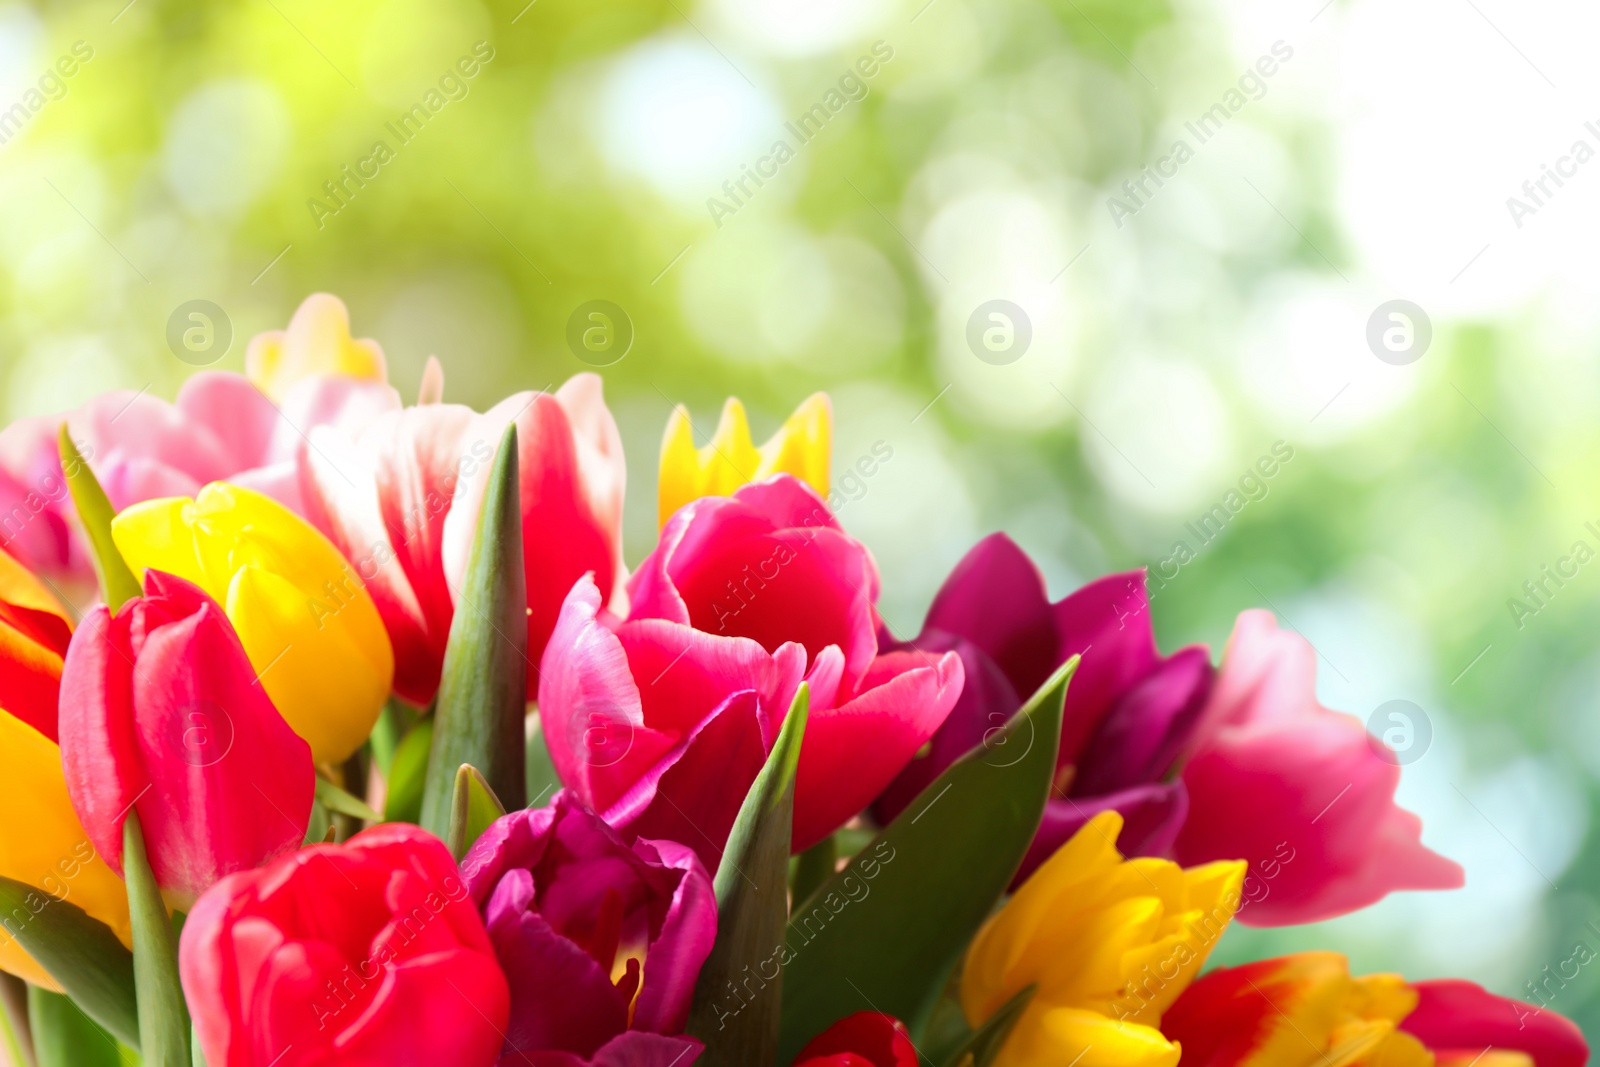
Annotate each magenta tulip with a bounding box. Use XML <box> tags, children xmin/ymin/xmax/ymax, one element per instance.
<box><xmin>539</xmin><ymin>475</ymin><xmax>961</xmax><ymax>866</ymax></box>
<box><xmin>461</xmin><ymin>792</ymin><xmax>713</xmax><ymax>1067</ymax></box>
<box><xmin>299</xmin><ymin>374</ymin><xmax>625</xmax><ymax>704</ymax></box>
<box><xmin>58</xmin><ymin>570</ymin><xmax>314</xmax><ymax>905</ymax></box>
<box><xmin>180</xmin><ymin>823</ymin><xmax>510</xmax><ymax>1067</ymax></box>
<box><xmin>872</xmin><ymin>533</ymin><xmax>1460</xmax><ymax>925</ymax></box>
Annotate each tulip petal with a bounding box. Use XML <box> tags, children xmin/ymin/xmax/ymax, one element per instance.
<box><xmin>0</xmin><ymin>547</ymin><xmax>71</xmax><ymax>742</ymax></box>
<box><xmin>793</xmin><ymin>1012</ymin><xmax>917</xmax><ymax>1067</ymax></box>
<box><xmin>55</xmin><ymin>605</ymin><xmax>142</xmax><ymax>879</ymax></box>
<box><xmin>245</xmin><ymin>293</ymin><xmax>388</xmax><ymax>401</ymax></box>
<box><xmin>174</xmin><ymin>372</ymin><xmax>284</xmax><ymax>473</ymax></box>
<box><xmin>916</xmin><ymin>537</ymin><xmax>1159</xmax><ymax>767</ymax></box>
<box><xmin>444</xmin><ymin>386</ymin><xmax>625</xmax><ymax>675</ymax></box>
<box><xmin>0</xmin><ymin>707</ymin><xmax>133</xmax><ymax>988</ymax></box>
<box><xmin>538</xmin><ymin>578</ymin><xmax>679</xmax><ymax>816</ymax></box>
<box><xmin>510</xmin><ymin>1031</ymin><xmax>706</xmax><ymax>1067</ymax></box>
<box><xmin>1401</xmin><ymin>979</ymin><xmax>1589</xmax><ymax>1067</ymax></box>
<box><xmin>226</xmin><ymin>564</ymin><xmax>389</xmax><ymax>766</ymax></box>
<box><xmin>129</xmin><ymin>579</ymin><xmax>314</xmax><ymax>903</ymax></box>
<box><xmin>628</xmin><ymin>837</ymin><xmax>718</xmax><ymax>1036</ymax></box>
<box><xmin>1015</xmin><ymin>783</ymin><xmax>1189</xmax><ymax>882</ymax></box>
<box><xmin>1173</xmin><ymin>611</ymin><xmax>1463</xmax><ymax>926</ymax></box>
<box><xmin>871</xmin><ymin>635</ymin><xmax>1021</xmax><ymax>824</ymax></box>
<box><xmin>619</xmin><ymin>690</ymin><xmax>769</xmax><ymax>871</ymax></box>
<box><xmin>793</xmin><ymin>650</ymin><xmax>963</xmax><ymax>851</ymax></box>
<box><xmin>487</xmin><ymin>868</ymin><xmax>629</xmax><ymax>1059</ymax></box>
<box><xmin>656</xmin><ymin>394</ymin><xmax>830</xmax><ymax>529</ymax></box>
<box><xmin>1072</xmin><ymin>646</ymin><xmax>1210</xmax><ymax>795</ymax></box>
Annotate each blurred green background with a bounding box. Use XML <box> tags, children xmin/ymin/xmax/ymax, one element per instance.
<box><xmin>3</xmin><ymin>0</ymin><xmax>1597</xmax><ymax>1039</ymax></box>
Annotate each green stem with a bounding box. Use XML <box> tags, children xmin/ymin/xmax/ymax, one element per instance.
<box><xmin>123</xmin><ymin>812</ymin><xmax>190</xmax><ymax>1067</ymax></box>
<box><xmin>0</xmin><ymin>975</ymin><xmax>32</xmax><ymax>1067</ymax></box>
<box><xmin>793</xmin><ymin>833</ymin><xmax>837</xmax><ymax>905</ymax></box>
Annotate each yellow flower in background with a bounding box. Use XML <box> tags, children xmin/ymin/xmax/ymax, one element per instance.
<box><xmin>112</xmin><ymin>482</ymin><xmax>394</xmax><ymax>764</ymax></box>
<box><xmin>245</xmin><ymin>292</ymin><xmax>388</xmax><ymax>401</ymax></box>
<box><xmin>658</xmin><ymin>393</ymin><xmax>831</xmax><ymax>526</ymax></box>
<box><xmin>960</xmin><ymin>811</ymin><xmax>1246</xmax><ymax>1067</ymax></box>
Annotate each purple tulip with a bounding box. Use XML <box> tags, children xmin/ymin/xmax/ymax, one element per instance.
<box><xmin>461</xmin><ymin>792</ymin><xmax>715</xmax><ymax>1067</ymax></box>
<box><xmin>872</xmin><ymin>533</ymin><xmax>1212</xmax><ymax>880</ymax></box>
<box><xmin>872</xmin><ymin>534</ymin><xmax>1461</xmax><ymax>927</ymax></box>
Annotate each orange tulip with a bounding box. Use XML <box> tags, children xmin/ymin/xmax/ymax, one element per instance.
<box><xmin>0</xmin><ymin>546</ymin><xmax>132</xmax><ymax>990</ymax></box>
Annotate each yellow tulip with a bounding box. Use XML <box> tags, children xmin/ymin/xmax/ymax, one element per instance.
<box><xmin>960</xmin><ymin>811</ymin><xmax>1246</xmax><ymax>1067</ymax></box>
<box><xmin>658</xmin><ymin>393</ymin><xmax>831</xmax><ymax>526</ymax></box>
<box><xmin>0</xmin><ymin>550</ymin><xmax>131</xmax><ymax>990</ymax></box>
<box><xmin>244</xmin><ymin>293</ymin><xmax>387</xmax><ymax>401</ymax></box>
<box><xmin>112</xmin><ymin>482</ymin><xmax>394</xmax><ymax>764</ymax></box>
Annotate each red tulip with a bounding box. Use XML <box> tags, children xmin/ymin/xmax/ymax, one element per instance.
<box><xmin>180</xmin><ymin>824</ymin><xmax>510</xmax><ymax>1067</ymax></box>
<box><xmin>300</xmin><ymin>374</ymin><xmax>625</xmax><ymax>704</ymax></box>
<box><xmin>58</xmin><ymin>570</ymin><xmax>314</xmax><ymax>905</ymax></box>
<box><xmin>1163</xmin><ymin>952</ymin><xmax>1587</xmax><ymax>1067</ymax></box>
<box><xmin>793</xmin><ymin>1013</ymin><xmax>917</xmax><ymax>1067</ymax></box>
<box><xmin>540</xmin><ymin>475</ymin><xmax>961</xmax><ymax>868</ymax></box>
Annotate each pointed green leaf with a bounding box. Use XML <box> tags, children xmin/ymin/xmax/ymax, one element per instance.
<box><xmin>446</xmin><ymin>765</ymin><xmax>508</xmax><ymax>860</ymax></box>
<box><xmin>0</xmin><ymin>879</ymin><xmax>137</xmax><ymax>1049</ymax></box>
<box><xmin>124</xmin><ymin>811</ymin><xmax>189</xmax><ymax>1066</ymax></box>
<box><xmin>420</xmin><ymin>422</ymin><xmax>528</xmax><ymax>834</ymax></box>
<box><xmin>314</xmin><ymin>776</ymin><xmax>382</xmax><ymax>824</ymax></box>
<box><xmin>191</xmin><ymin>1022</ymin><xmax>207</xmax><ymax>1066</ymax></box>
<box><xmin>936</xmin><ymin>984</ymin><xmax>1035</xmax><ymax>1067</ymax></box>
<box><xmin>776</xmin><ymin>659</ymin><xmax>1075</xmax><ymax>1062</ymax></box>
<box><xmin>58</xmin><ymin>426</ymin><xmax>139</xmax><ymax>612</ymax></box>
<box><xmin>686</xmin><ymin>684</ymin><xmax>809</xmax><ymax>1067</ymax></box>
<box><xmin>383</xmin><ymin>716</ymin><xmax>434</xmax><ymax>824</ymax></box>
<box><xmin>28</xmin><ymin>987</ymin><xmax>123</xmax><ymax>1067</ymax></box>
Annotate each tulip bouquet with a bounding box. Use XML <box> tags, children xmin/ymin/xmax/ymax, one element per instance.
<box><xmin>0</xmin><ymin>294</ymin><xmax>1586</xmax><ymax>1067</ymax></box>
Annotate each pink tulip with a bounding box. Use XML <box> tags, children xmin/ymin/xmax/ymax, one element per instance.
<box><xmin>57</xmin><ymin>570</ymin><xmax>314</xmax><ymax>906</ymax></box>
<box><xmin>299</xmin><ymin>374</ymin><xmax>625</xmax><ymax>704</ymax></box>
<box><xmin>540</xmin><ymin>475</ymin><xmax>961</xmax><ymax>866</ymax></box>
<box><xmin>180</xmin><ymin>823</ymin><xmax>510</xmax><ymax>1067</ymax></box>
<box><xmin>1172</xmin><ymin>610</ymin><xmax>1464</xmax><ymax>925</ymax></box>
<box><xmin>0</xmin><ymin>371</ymin><xmax>397</xmax><ymax>583</ymax></box>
